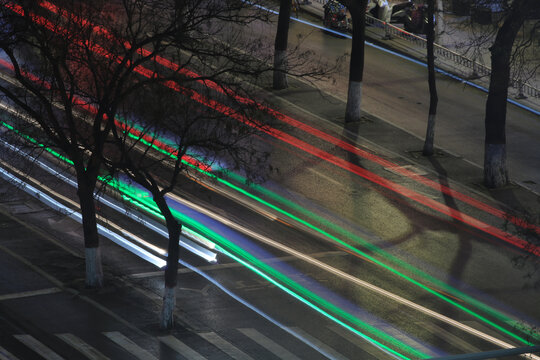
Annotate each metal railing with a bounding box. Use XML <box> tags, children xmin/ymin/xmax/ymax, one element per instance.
<box><xmin>365</xmin><ymin>14</ymin><xmax>539</xmax><ymax>99</ymax></box>
<box><xmin>308</xmin><ymin>0</ymin><xmax>539</xmax><ymax>99</ymax></box>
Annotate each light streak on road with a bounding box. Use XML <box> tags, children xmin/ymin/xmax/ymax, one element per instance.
<box><xmin>3</xmin><ymin>114</ymin><xmax>539</xmax><ymax>359</ymax></box>
<box><xmin>0</xmin><ymin>56</ymin><xmax>537</xmax><ymax>348</ymax></box>
<box><xmin>12</xmin><ymin>3</ymin><xmax>540</xmax><ymax>343</ymax></box>
<box><xmin>1</xmin><ymin>65</ymin><xmax>537</xmax><ymax>346</ymax></box>
<box><xmin>219</xmin><ymin>170</ymin><xmax>540</xmax><ymax>336</ymax></box>
<box><xmin>36</xmin><ymin>0</ymin><xmax>540</xmax><ymax>237</ymax></box>
<box><xmin>7</xmin><ymin>0</ymin><xmax>538</xmax><ymax>252</ymax></box>
<box><xmin>1</xmin><ymin>2</ymin><xmax>538</xmax><ymax>349</ymax></box>
<box><xmin>166</xmin><ymin>190</ymin><xmax>540</xmax><ymax>355</ymax></box>
<box><xmin>0</xmin><ymin>113</ymin><xmax>218</xmax><ymax>263</ymax></box>
<box><xmin>113</xmin><ymin>53</ymin><xmax>540</xmax><ymax>258</ymax></box>
<box><xmin>119</xmin><ymin>185</ymin><xmax>426</xmax><ymax>359</ymax></box>
<box><xmin>219</xmin><ymin>248</ymin><xmax>410</xmax><ymax>360</ymax></box>
<box><xmin>0</xmin><ymin>115</ymin><xmax>424</xmax><ymax>359</ymax></box>
<box><xmin>0</xmin><ymin>156</ymin><xmax>348</xmax><ymax>360</ymax></box>
<box><xmin>0</xmin><ymin>161</ymin><xmax>167</xmax><ymax>269</ymax></box>
<box><xmin>174</xmin><ymin>258</ymin><xmax>369</xmax><ymax>360</ymax></box>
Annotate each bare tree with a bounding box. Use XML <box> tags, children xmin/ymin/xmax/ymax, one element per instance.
<box><xmin>0</xmin><ymin>0</ymin><xmax>131</xmax><ymax>287</ymax></box>
<box><xmin>0</xmin><ymin>0</ymin><xmax>309</xmax><ymax>328</ymax></box>
<box><xmin>340</xmin><ymin>0</ymin><xmax>369</xmax><ymax>123</ymax></box>
<box><xmin>484</xmin><ymin>0</ymin><xmax>539</xmax><ymax>188</ymax></box>
<box><xmin>0</xmin><ymin>0</ymin><xmax>272</xmax><ymax>288</ymax></box>
<box><xmin>273</xmin><ymin>0</ymin><xmax>292</xmax><ymax>89</ymax></box>
<box><xmin>105</xmin><ymin>72</ymin><xmax>270</xmax><ymax>326</ymax></box>
<box><xmin>422</xmin><ymin>0</ymin><xmax>438</xmax><ymax>156</ymax></box>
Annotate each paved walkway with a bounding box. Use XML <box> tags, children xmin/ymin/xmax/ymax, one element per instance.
<box><xmin>296</xmin><ymin>0</ymin><xmax>540</xmax><ymax>111</ymax></box>
<box><xmin>281</xmin><ymin>0</ymin><xmax>540</xmax><ymax>199</ymax></box>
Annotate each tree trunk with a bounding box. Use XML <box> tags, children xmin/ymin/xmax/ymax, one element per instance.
<box><xmin>273</xmin><ymin>0</ymin><xmax>292</xmax><ymax>90</ymax></box>
<box><xmin>423</xmin><ymin>0</ymin><xmax>438</xmax><ymax>156</ymax></box>
<box><xmin>152</xmin><ymin>192</ymin><xmax>182</xmax><ymax>329</ymax></box>
<box><xmin>344</xmin><ymin>0</ymin><xmax>367</xmax><ymax>123</ymax></box>
<box><xmin>76</xmin><ymin>170</ymin><xmax>103</xmax><ymax>288</ymax></box>
<box><xmin>435</xmin><ymin>0</ymin><xmax>444</xmax><ymax>43</ymax></box>
<box><xmin>483</xmin><ymin>0</ymin><xmax>529</xmax><ymax>188</ymax></box>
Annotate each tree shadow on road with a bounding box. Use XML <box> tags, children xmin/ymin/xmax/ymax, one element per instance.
<box><xmin>342</xmin><ymin>121</ymin><xmax>481</xmax><ymax>350</ymax></box>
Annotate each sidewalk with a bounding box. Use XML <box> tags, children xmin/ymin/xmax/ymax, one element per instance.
<box><xmin>263</xmin><ymin>68</ymin><xmax>540</xmax><ymax>220</ymax></box>
<box><xmin>296</xmin><ymin>0</ymin><xmax>540</xmax><ymax>112</ymax></box>
<box><xmin>284</xmin><ymin>0</ymin><xmax>540</xmax><ymax>203</ymax></box>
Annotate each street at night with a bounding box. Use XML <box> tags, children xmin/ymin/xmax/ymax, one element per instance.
<box><xmin>0</xmin><ymin>0</ymin><xmax>539</xmax><ymax>359</ymax></box>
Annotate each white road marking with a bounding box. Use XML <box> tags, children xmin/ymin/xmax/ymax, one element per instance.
<box><xmin>0</xmin><ymin>346</ymin><xmax>19</xmax><ymax>360</ymax></box>
<box><xmin>56</xmin><ymin>333</ymin><xmax>110</xmax><ymax>360</ymax></box>
<box><xmin>290</xmin><ymin>327</ymin><xmax>349</xmax><ymax>360</ymax></box>
<box><xmin>198</xmin><ymin>332</ymin><xmax>254</xmax><ymax>360</ymax></box>
<box><xmin>158</xmin><ymin>335</ymin><xmax>206</xmax><ymax>360</ymax></box>
<box><xmin>0</xmin><ymin>288</ymin><xmax>61</xmax><ymax>301</ymax></box>
<box><xmin>13</xmin><ymin>335</ymin><xmax>64</xmax><ymax>360</ymax></box>
<box><xmin>103</xmin><ymin>332</ymin><xmax>157</xmax><ymax>360</ymax></box>
<box><xmin>238</xmin><ymin>328</ymin><xmax>301</xmax><ymax>360</ymax></box>
<box><xmin>308</xmin><ymin>168</ymin><xmax>344</xmax><ymax>186</ymax></box>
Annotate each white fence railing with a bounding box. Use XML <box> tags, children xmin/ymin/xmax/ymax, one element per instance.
<box><xmin>309</xmin><ymin>0</ymin><xmax>539</xmax><ymax>99</ymax></box>
<box><xmin>364</xmin><ymin>14</ymin><xmax>539</xmax><ymax>99</ymax></box>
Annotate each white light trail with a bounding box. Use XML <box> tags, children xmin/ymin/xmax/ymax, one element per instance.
<box><xmin>0</xmin><ymin>162</ymin><xmax>167</xmax><ymax>268</ymax></box>
<box><xmin>0</xmin><ymin>124</ymin><xmax>217</xmax><ymax>263</ymax></box>
<box><xmin>167</xmin><ymin>192</ymin><xmax>540</xmax><ymax>358</ymax></box>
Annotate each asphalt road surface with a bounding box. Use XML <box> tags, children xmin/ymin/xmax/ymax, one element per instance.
<box><xmin>0</xmin><ymin>5</ymin><xmax>539</xmax><ymax>360</ymax></box>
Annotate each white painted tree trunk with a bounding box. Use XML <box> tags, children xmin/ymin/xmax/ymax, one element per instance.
<box><xmin>160</xmin><ymin>285</ymin><xmax>176</xmax><ymax>329</ymax></box>
<box><xmin>273</xmin><ymin>49</ymin><xmax>288</xmax><ymax>90</ymax></box>
<box><xmin>345</xmin><ymin>80</ymin><xmax>362</xmax><ymax>123</ymax></box>
<box><xmin>435</xmin><ymin>0</ymin><xmax>444</xmax><ymax>42</ymax></box>
<box><xmin>484</xmin><ymin>143</ymin><xmax>508</xmax><ymax>188</ymax></box>
<box><xmin>85</xmin><ymin>247</ymin><xmax>103</xmax><ymax>288</ymax></box>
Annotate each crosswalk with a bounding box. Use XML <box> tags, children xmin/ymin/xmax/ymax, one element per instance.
<box><xmin>3</xmin><ymin>328</ymin><xmax>322</xmax><ymax>360</ymax></box>
<box><xmin>0</xmin><ymin>321</ymin><xmax>522</xmax><ymax>360</ymax></box>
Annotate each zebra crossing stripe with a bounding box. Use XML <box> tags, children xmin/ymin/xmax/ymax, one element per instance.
<box><xmin>56</xmin><ymin>333</ymin><xmax>110</xmax><ymax>360</ymax></box>
<box><xmin>290</xmin><ymin>327</ymin><xmax>349</xmax><ymax>360</ymax></box>
<box><xmin>103</xmin><ymin>332</ymin><xmax>157</xmax><ymax>360</ymax></box>
<box><xmin>13</xmin><ymin>335</ymin><xmax>64</xmax><ymax>360</ymax></box>
<box><xmin>198</xmin><ymin>332</ymin><xmax>254</xmax><ymax>360</ymax></box>
<box><xmin>238</xmin><ymin>328</ymin><xmax>302</xmax><ymax>360</ymax></box>
<box><xmin>0</xmin><ymin>346</ymin><xmax>20</xmax><ymax>360</ymax></box>
<box><xmin>158</xmin><ymin>335</ymin><xmax>206</xmax><ymax>360</ymax></box>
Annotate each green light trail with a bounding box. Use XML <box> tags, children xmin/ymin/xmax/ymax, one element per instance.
<box><xmin>111</xmin><ymin>174</ymin><xmax>426</xmax><ymax>359</ymax></box>
<box><xmin>121</xmin><ymin>123</ymin><xmax>539</xmax><ymax>347</ymax></box>
<box><xmin>219</xmin><ymin>170</ymin><xmax>540</xmax><ymax>344</ymax></box>
<box><xmin>109</xmin><ymin>93</ymin><xmax>539</xmax><ymax>346</ymax></box>
<box><xmin>180</xmin><ymin>163</ymin><xmax>536</xmax><ymax>345</ymax></box>
<box><xmin>220</xmin><ymin>247</ymin><xmax>414</xmax><ymax>360</ymax></box>
<box><xmin>2</xmin><ymin>110</ymin><xmax>536</xmax><ymax>356</ymax></box>
<box><xmin>0</xmin><ymin>119</ymin><xmax>426</xmax><ymax>359</ymax></box>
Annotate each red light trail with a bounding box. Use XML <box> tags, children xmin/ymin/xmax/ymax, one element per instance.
<box><xmin>36</xmin><ymin>0</ymin><xmax>540</xmax><ymax>236</ymax></box>
<box><xmin>3</xmin><ymin>1</ymin><xmax>538</xmax><ymax>256</ymax></box>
